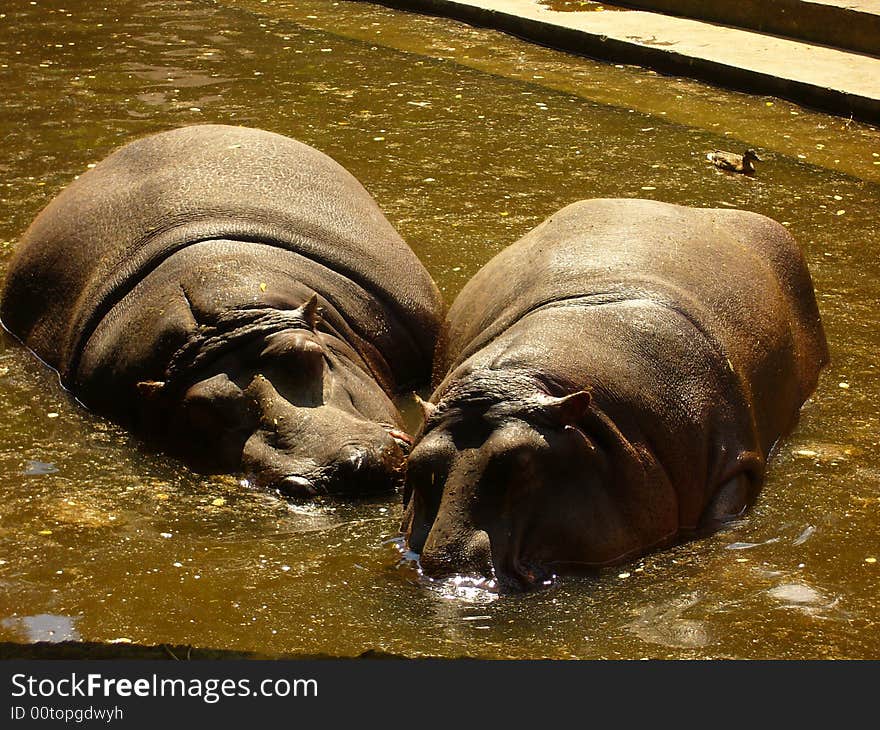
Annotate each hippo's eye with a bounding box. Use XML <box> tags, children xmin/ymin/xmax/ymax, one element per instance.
<box><xmin>479</xmin><ymin>435</ymin><xmax>551</xmax><ymax>501</ymax></box>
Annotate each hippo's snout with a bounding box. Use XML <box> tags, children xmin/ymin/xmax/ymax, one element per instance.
<box><xmin>419</xmin><ymin>528</ymin><xmax>494</xmax><ymax>581</ymax></box>
<box><xmin>256</xmin><ymin>435</ymin><xmax>405</xmax><ymax>500</ymax></box>
<box><xmin>410</xmin><ymin>483</ymin><xmax>557</xmax><ymax>591</ymax></box>
<box><xmin>419</xmin><ymin>527</ymin><xmax>552</xmax><ymax>592</ymax></box>
<box><xmin>326</xmin><ymin>441</ymin><xmax>405</xmax><ymax>495</ymax></box>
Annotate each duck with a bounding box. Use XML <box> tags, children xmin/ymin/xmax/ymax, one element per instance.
<box><xmin>707</xmin><ymin>148</ymin><xmax>761</xmax><ymax>174</ymax></box>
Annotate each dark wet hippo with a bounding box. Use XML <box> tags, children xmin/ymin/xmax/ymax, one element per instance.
<box><xmin>403</xmin><ymin>198</ymin><xmax>828</xmax><ymax>590</ymax></box>
<box><xmin>0</xmin><ymin>124</ymin><xmax>443</xmax><ymax>497</ymax></box>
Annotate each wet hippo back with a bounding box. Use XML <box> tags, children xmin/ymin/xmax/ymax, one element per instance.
<box><xmin>438</xmin><ymin>198</ymin><xmax>827</xmax><ymax>455</ymax></box>
<box><xmin>2</xmin><ymin>124</ymin><xmax>439</xmax><ymax>388</ymax></box>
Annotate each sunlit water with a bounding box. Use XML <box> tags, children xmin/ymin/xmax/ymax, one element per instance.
<box><xmin>0</xmin><ymin>0</ymin><xmax>877</xmax><ymax>659</ymax></box>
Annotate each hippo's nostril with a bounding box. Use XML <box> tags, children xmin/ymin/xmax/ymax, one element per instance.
<box><xmin>276</xmin><ymin>475</ymin><xmax>323</xmax><ymax>499</ymax></box>
<box><xmin>420</xmin><ymin>529</ymin><xmax>495</xmax><ymax>581</ymax></box>
<box><xmin>495</xmin><ymin>558</ymin><xmax>554</xmax><ymax>593</ymax></box>
<box><xmin>465</xmin><ymin>530</ymin><xmax>494</xmax><ymax>578</ymax></box>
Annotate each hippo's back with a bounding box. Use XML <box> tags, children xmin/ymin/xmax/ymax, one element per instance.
<box><xmin>441</xmin><ymin>198</ymin><xmax>828</xmax><ymax>409</ymax></box>
<box><xmin>1</xmin><ymin>125</ymin><xmax>441</xmax><ymax>384</ymax></box>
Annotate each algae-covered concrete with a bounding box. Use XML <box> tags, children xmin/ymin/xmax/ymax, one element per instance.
<box><xmin>617</xmin><ymin>0</ymin><xmax>880</xmax><ymax>57</ymax></box>
<box><xmin>373</xmin><ymin>0</ymin><xmax>880</xmax><ymax>123</ymax></box>
<box><xmin>0</xmin><ymin>641</ymin><xmax>407</xmax><ymax>660</ymax></box>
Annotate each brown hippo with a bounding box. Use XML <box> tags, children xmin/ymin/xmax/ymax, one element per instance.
<box><xmin>0</xmin><ymin>124</ymin><xmax>443</xmax><ymax>498</ymax></box>
<box><xmin>403</xmin><ymin>198</ymin><xmax>828</xmax><ymax>591</ymax></box>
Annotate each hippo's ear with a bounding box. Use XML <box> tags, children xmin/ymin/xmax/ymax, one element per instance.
<box><xmin>543</xmin><ymin>390</ymin><xmax>591</xmax><ymax>425</ymax></box>
<box><xmin>298</xmin><ymin>294</ymin><xmax>323</xmax><ymax>330</ymax></box>
<box><xmin>136</xmin><ymin>380</ymin><xmax>166</xmax><ymax>398</ymax></box>
<box><xmin>414</xmin><ymin>394</ymin><xmax>437</xmax><ymax>422</ymax></box>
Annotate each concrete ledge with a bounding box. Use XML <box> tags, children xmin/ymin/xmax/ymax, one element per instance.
<box><xmin>617</xmin><ymin>0</ymin><xmax>880</xmax><ymax>58</ymax></box>
<box><xmin>0</xmin><ymin>641</ymin><xmax>411</xmax><ymax>660</ymax></box>
<box><xmin>372</xmin><ymin>0</ymin><xmax>880</xmax><ymax>124</ymax></box>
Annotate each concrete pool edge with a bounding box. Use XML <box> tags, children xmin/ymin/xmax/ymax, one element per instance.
<box><xmin>604</xmin><ymin>0</ymin><xmax>880</xmax><ymax>58</ymax></box>
<box><xmin>0</xmin><ymin>641</ymin><xmax>416</xmax><ymax>660</ymax></box>
<box><xmin>362</xmin><ymin>0</ymin><xmax>880</xmax><ymax>125</ymax></box>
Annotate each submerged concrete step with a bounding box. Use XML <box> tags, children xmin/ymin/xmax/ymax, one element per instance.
<box><xmin>614</xmin><ymin>0</ymin><xmax>880</xmax><ymax>58</ymax></box>
<box><xmin>377</xmin><ymin>0</ymin><xmax>880</xmax><ymax>124</ymax></box>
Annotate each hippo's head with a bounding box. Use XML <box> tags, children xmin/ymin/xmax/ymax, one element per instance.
<box><xmin>402</xmin><ymin>369</ymin><xmax>681</xmax><ymax>591</ymax></box>
<box><xmin>132</xmin><ymin>295</ymin><xmax>411</xmax><ymax>498</ymax></box>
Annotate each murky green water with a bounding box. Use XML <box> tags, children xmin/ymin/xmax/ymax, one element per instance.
<box><xmin>1</xmin><ymin>0</ymin><xmax>878</xmax><ymax>658</ymax></box>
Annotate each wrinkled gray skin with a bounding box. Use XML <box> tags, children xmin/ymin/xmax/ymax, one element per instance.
<box><xmin>1</xmin><ymin>125</ymin><xmax>443</xmax><ymax>497</ymax></box>
<box><xmin>403</xmin><ymin>199</ymin><xmax>828</xmax><ymax>591</ymax></box>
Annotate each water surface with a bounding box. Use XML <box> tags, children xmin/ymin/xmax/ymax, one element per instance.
<box><xmin>0</xmin><ymin>0</ymin><xmax>878</xmax><ymax>658</ymax></box>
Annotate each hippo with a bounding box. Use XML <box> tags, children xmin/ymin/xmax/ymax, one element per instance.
<box><xmin>0</xmin><ymin>124</ymin><xmax>443</xmax><ymax>497</ymax></box>
<box><xmin>403</xmin><ymin>198</ymin><xmax>828</xmax><ymax>591</ymax></box>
